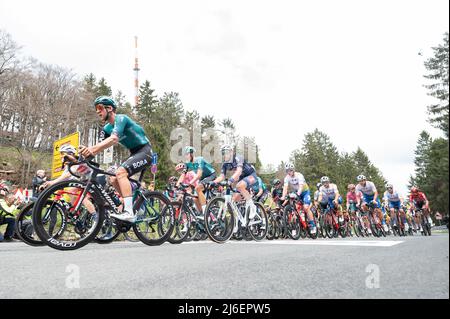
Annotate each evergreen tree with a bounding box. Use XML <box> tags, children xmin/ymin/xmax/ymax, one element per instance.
<box><xmin>136</xmin><ymin>80</ymin><xmax>158</xmax><ymax>120</ymax></box>
<box><xmin>96</xmin><ymin>77</ymin><xmax>112</xmax><ymax>96</ymax></box>
<box><xmin>410</xmin><ymin>131</ymin><xmax>432</xmax><ymax>187</ymax></box>
<box><xmin>424</xmin><ymin>32</ymin><xmax>449</xmax><ymax>138</ymax></box>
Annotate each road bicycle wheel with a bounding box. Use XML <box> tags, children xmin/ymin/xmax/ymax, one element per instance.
<box><xmin>168</xmin><ymin>201</ymin><xmax>190</xmax><ymax>244</ymax></box>
<box><xmin>368</xmin><ymin>214</ymin><xmax>381</xmax><ymax>237</ymax></box>
<box><xmin>283</xmin><ymin>205</ymin><xmax>301</xmax><ymax>240</ymax></box>
<box><xmin>248</xmin><ymin>202</ymin><xmax>268</xmax><ymax>241</ymax></box>
<box><xmin>94</xmin><ymin>209</ymin><xmax>121</xmax><ymax>244</ymax></box>
<box><xmin>32</xmin><ymin>180</ymin><xmax>104</xmax><ymax>250</ymax></box>
<box><xmin>132</xmin><ymin>191</ymin><xmax>174</xmax><ymax>246</ymax></box>
<box><xmin>266</xmin><ymin>211</ymin><xmax>276</xmax><ymax>240</ymax></box>
<box><xmin>15</xmin><ymin>202</ymin><xmax>46</xmax><ymax>246</ymax></box>
<box><xmin>204</xmin><ymin>197</ymin><xmax>234</xmax><ymax>243</ymax></box>
<box><xmin>324</xmin><ymin>213</ymin><xmax>337</xmax><ymax>239</ymax></box>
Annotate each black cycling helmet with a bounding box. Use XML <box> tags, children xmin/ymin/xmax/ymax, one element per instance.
<box><xmin>272</xmin><ymin>178</ymin><xmax>281</xmax><ymax>186</ymax></box>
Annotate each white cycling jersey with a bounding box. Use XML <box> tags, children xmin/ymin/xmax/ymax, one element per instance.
<box><xmin>284</xmin><ymin>172</ymin><xmax>306</xmax><ymax>192</ymax></box>
<box><xmin>355</xmin><ymin>181</ymin><xmax>377</xmax><ymax>196</ymax></box>
<box><xmin>319</xmin><ymin>184</ymin><xmax>339</xmax><ymax>202</ymax></box>
<box><xmin>383</xmin><ymin>190</ymin><xmax>402</xmax><ymax>203</ymax></box>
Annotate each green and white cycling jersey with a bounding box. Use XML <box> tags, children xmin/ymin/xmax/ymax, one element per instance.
<box><xmin>101</xmin><ymin>114</ymin><xmax>150</xmax><ymax>151</ymax></box>
<box><xmin>185</xmin><ymin>156</ymin><xmax>216</xmax><ymax>179</ymax></box>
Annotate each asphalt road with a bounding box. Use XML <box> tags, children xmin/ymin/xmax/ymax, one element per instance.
<box><xmin>0</xmin><ymin>233</ymin><xmax>448</xmax><ymax>299</ymax></box>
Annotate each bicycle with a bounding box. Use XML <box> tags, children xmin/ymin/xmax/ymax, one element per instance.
<box><xmin>204</xmin><ymin>181</ymin><xmax>268</xmax><ymax>243</ymax></box>
<box><xmin>366</xmin><ymin>202</ymin><xmax>386</xmax><ymax>237</ymax></box>
<box><xmin>320</xmin><ymin>202</ymin><xmax>347</xmax><ymax>239</ymax></box>
<box><xmin>416</xmin><ymin>208</ymin><xmax>432</xmax><ymax>236</ymax></box>
<box><xmin>295</xmin><ymin>199</ymin><xmax>318</xmax><ymax>239</ymax></box>
<box><xmin>282</xmin><ymin>193</ymin><xmax>302</xmax><ymax>240</ymax></box>
<box><xmin>32</xmin><ymin>156</ymin><xmax>174</xmax><ymax>250</ymax></box>
<box><xmin>390</xmin><ymin>208</ymin><xmax>406</xmax><ymax>237</ymax></box>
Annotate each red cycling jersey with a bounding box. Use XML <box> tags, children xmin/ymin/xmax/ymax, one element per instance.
<box><xmin>409</xmin><ymin>192</ymin><xmax>427</xmax><ymax>203</ymax></box>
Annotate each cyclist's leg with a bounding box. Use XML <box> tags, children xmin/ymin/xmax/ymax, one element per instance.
<box><xmin>300</xmin><ymin>190</ymin><xmax>313</xmax><ymax>221</ymax></box>
<box><xmin>195</xmin><ymin>174</ymin><xmax>215</xmax><ymax>213</ymax></box>
<box><xmin>237</xmin><ymin>174</ymin><xmax>258</xmax><ymax>218</ymax></box>
<box><xmin>389</xmin><ymin>206</ymin><xmax>397</xmax><ymax>226</ymax></box>
<box><xmin>115</xmin><ymin>144</ymin><xmax>152</xmax><ymax>218</ymax></box>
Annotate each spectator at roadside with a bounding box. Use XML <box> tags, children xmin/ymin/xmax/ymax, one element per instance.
<box><xmin>0</xmin><ymin>193</ymin><xmax>19</xmax><ymax>242</ymax></box>
<box><xmin>148</xmin><ymin>181</ymin><xmax>155</xmax><ymax>191</ymax></box>
<box><xmin>31</xmin><ymin>170</ymin><xmax>47</xmax><ymax>200</ymax></box>
<box><xmin>0</xmin><ymin>180</ymin><xmax>10</xmax><ymax>197</ymax></box>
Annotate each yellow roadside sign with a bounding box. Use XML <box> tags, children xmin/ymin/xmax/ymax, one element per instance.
<box><xmin>51</xmin><ymin>132</ymin><xmax>80</xmax><ymax>179</ymax></box>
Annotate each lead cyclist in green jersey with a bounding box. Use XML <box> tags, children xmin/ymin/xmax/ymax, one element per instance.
<box><xmin>79</xmin><ymin>96</ymin><xmax>152</xmax><ymax>222</ymax></box>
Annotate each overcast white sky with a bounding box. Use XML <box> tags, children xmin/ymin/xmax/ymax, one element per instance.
<box><xmin>1</xmin><ymin>0</ymin><xmax>448</xmax><ymax>195</ymax></box>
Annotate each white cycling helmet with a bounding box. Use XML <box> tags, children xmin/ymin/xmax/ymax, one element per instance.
<box><xmin>357</xmin><ymin>174</ymin><xmax>366</xmax><ymax>182</ymax></box>
<box><xmin>320</xmin><ymin>176</ymin><xmax>330</xmax><ymax>183</ymax></box>
<box><xmin>59</xmin><ymin>144</ymin><xmax>76</xmax><ymax>155</ymax></box>
<box><xmin>385</xmin><ymin>183</ymin><xmax>393</xmax><ymax>189</ymax></box>
<box><xmin>220</xmin><ymin>144</ymin><xmax>233</xmax><ymax>153</ymax></box>
<box><xmin>285</xmin><ymin>163</ymin><xmax>295</xmax><ymax>171</ymax></box>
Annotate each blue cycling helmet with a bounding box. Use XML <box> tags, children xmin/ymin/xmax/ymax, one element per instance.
<box><xmin>94</xmin><ymin>96</ymin><xmax>117</xmax><ymax>109</ymax></box>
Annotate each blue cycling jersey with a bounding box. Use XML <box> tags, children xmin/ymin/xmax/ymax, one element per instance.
<box><xmin>221</xmin><ymin>155</ymin><xmax>255</xmax><ymax>180</ymax></box>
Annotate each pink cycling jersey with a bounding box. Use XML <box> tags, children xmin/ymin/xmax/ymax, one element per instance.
<box><xmin>346</xmin><ymin>191</ymin><xmax>362</xmax><ymax>204</ymax></box>
<box><xmin>182</xmin><ymin>171</ymin><xmax>198</xmax><ymax>187</ymax></box>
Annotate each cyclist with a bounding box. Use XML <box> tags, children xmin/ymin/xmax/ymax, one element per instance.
<box><xmin>280</xmin><ymin>163</ymin><xmax>316</xmax><ymax>234</ymax></box>
<box><xmin>271</xmin><ymin>179</ymin><xmax>284</xmax><ymax>207</ymax></box>
<box><xmin>409</xmin><ymin>186</ymin><xmax>431</xmax><ymax>231</ymax></box>
<box><xmin>79</xmin><ymin>96</ymin><xmax>153</xmax><ymax>222</ymax></box>
<box><xmin>162</xmin><ymin>176</ymin><xmax>177</xmax><ymax>201</ymax></box>
<box><xmin>346</xmin><ymin>184</ymin><xmax>362</xmax><ymax>213</ymax></box>
<box><xmin>355</xmin><ymin>175</ymin><xmax>388</xmax><ymax>232</ymax></box>
<box><xmin>318</xmin><ymin>176</ymin><xmax>344</xmax><ymax>222</ymax></box>
<box><xmin>403</xmin><ymin>199</ymin><xmax>416</xmax><ymax>231</ymax></box>
<box><xmin>313</xmin><ymin>183</ymin><xmax>322</xmax><ymax>207</ymax></box>
<box><xmin>212</xmin><ymin>144</ymin><xmax>259</xmax><ymax>221</ymax></box>
<box><xmin>177</xmin><ymin>146</ymin><xmax>216</xmax><ymax>214</ymax></box>
<box><xmin>383</xmin><ymin>183</ymin><xmax>407</xmax><ymax>231</ymax></box>
<box><xmin>175</xmin><ymin>162</ymin><xmax>198</xmax><ymax>189</ymax></box>
<box><xmin>251</xmin><ymin>176</ymin><xmax>269</xmax><ymax>204</ymax></box>
<box><xmin>39</xmin><ymin>144</ymin><xmax>98</xmax><ymax>216</ymax></box>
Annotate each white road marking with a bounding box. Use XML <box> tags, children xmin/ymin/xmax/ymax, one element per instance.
<box><xmin>182</xmin><ymin>240</ymin><xmax>404</xmax><ymax>247</ymax></box>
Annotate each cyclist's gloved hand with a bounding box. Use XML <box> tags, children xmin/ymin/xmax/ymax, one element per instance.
<box><xmin>208</xmin><ymin>181</ymin><xmax>217</xmax><ymax>188</ymax></box>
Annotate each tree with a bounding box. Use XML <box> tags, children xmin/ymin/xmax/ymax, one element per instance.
<box><xmin>154</xmin><ymin>92</ymin><xmax>184</xmax><ymax>138</ymax></box>
<box><xmin>409</xmin><ymin>131</ymin><xmax>432</xmax><ymax>188</ymax></box>
<box><xmin>201</xmin><ymin>115</ymin><xmax>216</xmax><ymax>130</ymax></box>
<box><xmin>291</xmin><ymin>129</ymin><xmax>340</xmax><ymax>184</ymax></box>
<box><xmin>136</xmin><ymin>80</ymin><xmax>157</xmax><ymax>120</ymax></box>
<box><xmin>96</xmin><ymin>77</ymin><xmax>112</xmax><ymax>96</ymax></box>
<box><xmin>143</xmin><ymin>124</ymin><xmax>172</xmax><ymax>190</ymax></box>
<box><xmin>115</xmin><ymin>90</ymin><xmax>133</xmax><ymax>117</ymax></box>
<box><xmin>423</xmin><ymin>138</ymin><xmax>449</xmax><ymax>214</ymax></box>
<box><xmin>424</xmin><ymin>32</ymin><xmax>449</xmax><ymax>138</ymax></box>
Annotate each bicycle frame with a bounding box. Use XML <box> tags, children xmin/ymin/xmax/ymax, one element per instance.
<box><xmin>217</xmin><ymin>183</ymin><xmax>262</xmax><ymax>232</ymax></box>
<box><xmin>66</xmin><ymin>158</ymin><xmax>154</xmax><ymax>225</ymax></box>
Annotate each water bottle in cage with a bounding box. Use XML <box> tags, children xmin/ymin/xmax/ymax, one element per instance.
<box><xmin>110</xmin><ymin>191</ymin><xmax>122</xmax><ymax>207</ymax></box>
